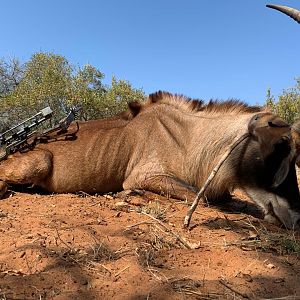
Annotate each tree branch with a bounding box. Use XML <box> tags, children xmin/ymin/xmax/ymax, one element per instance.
<box><xmin>184</xmin><ymin>132</ymin><xmax>250</xmax><ymax>228</ymax></box>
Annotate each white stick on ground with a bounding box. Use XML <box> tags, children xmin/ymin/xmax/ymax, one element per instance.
<box><xmin>184</xmin><ymin>133</ymin><xmax>250</xmax><ymax>228</ymax></box>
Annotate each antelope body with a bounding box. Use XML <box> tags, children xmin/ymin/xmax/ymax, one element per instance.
<box><xmin>1</xmin><ymin>92</ymin><xmax>300</xmax><ymax>228</ymax></box>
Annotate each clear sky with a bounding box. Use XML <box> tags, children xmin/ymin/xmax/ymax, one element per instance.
<box><xmin>1</xmin><ymin>1</ymin><xmax>300</xmax><ymax>105</ymax></box>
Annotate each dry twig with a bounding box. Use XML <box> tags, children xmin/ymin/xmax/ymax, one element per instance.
<box><xmin>141</xmin><ymin>212</ymin><xmax>192</xmax><ymax>249</ymax></box>
<box><xmin>184</xmin><ymin>133</ymin><xmax>250</xmax><ymax>228</ymax></box>
<box><xmin>219</xmin><ymin>279</ymin><xmax>251</xmax><ymax>299</ymax></box>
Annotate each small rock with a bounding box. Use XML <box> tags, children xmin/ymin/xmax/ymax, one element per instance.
<box><xmin>242</xmin><ymin>273</ymin><xmax>253</xmax><ymax>282</ymax></box>
<box><xmin>266</xmin><ymin>263</ymin><xmax>275</xmax><ymax>269</ymax></box>
<box><xmin>79</xmin><ymin>278</ymin><xmax>89</xmax><ymax>285</ymax></box>
<box><xmin>128</xmin><ymin>197</ymin><xmax>144</xmax><ymax>206</ymax></box>
<box><xmin>0</xmin><ymin>212</ymin><xmax>7</xmax><ymax>218</ymax></box>
<box><xmin>115</xmin><ymin>201</ymin><xmax>127</xmax><ymax>207</ymax></box>
<box><xmin>114</xmin><ymin>190</ymin><xmax>133</xmax><ymax>199</ymax></box>
<box><xmin>248</xmin><ymin>230</ymin><xmax>259</xmax><ymax>240</ymax></box>
<box><xmin>241</xmin><ymin>246</ymin><xmax>253</xmax><ymax>251</ymax></box>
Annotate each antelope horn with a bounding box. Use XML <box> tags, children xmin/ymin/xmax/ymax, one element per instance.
<box><xmin>266</xmin><ymin>4</ymin><xmax>300</xmax><ymax>24</ymax></box>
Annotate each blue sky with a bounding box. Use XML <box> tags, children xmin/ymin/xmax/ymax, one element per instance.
<box><xmin>1</xmin><ymin>1</ymin><xmax>300</xmax><ymax>105</ymax></box>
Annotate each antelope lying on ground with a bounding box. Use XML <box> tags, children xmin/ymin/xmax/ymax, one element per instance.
<box><xmin>1</xmin><ymin>91</ymin><xmax>300</xmax><ymax>228</ymax></box>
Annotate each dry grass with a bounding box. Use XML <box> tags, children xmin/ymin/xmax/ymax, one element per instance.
<box><xmin>58</xmin><ymin>242</ymin><xmax>120</xmax><ymax>266</ymax></box>
<box><xmin>139</xmin><ymin>201</ymin><xmax>167</xmax><ymax>221</ymax></box>
<box><xmin>170</xmin><ymin>277</ymin><xmax>223</xmax><ymax>299</ymax></box>
<box><xmin>170</xmin><ymin>277</ymin><xmax>202</xmax><ymax>291</ymax></box>
<box><xmin>51</xmin><ymin>227</ymin><xmax>122</xmax><ymax>275</ymax></box>
<box><xmin>133</xmin><ymin>223</ymin><xmax>179</xmax><ymax>269</ymax></box>
<box><xmin>226</xmin><ymin>219</ymin><xmax>300</xmax><ymax>256</ymax></box>
<box><xmin>135</xmin><ymin>243</ymin><xmax>159</xmax><ymax>268</ymax></box>
<box><xmin>147</xmin><ymin>224</ymin><xmax>179</xmax><ymax>250</ymax></box>
<box><xmin>258</xmin><ymin>231</ymin><xmax>300</xmax><ymax>255</ymax></box>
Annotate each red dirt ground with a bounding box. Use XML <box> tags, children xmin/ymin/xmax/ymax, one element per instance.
<box><xmin>0</xmin><ymin>188</ymin><xmax>300</xmax><ymax>300</ymax></box>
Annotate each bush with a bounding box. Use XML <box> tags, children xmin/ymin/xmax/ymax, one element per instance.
<box><xmin>266</xmin><ymin>79</ymin><xmax>300</xmax><ymax>124</ymax></box>
<box><xmin>0</xmin><ymin>52</ymin><xmax>144</xmax><ymax>131</ymax></box>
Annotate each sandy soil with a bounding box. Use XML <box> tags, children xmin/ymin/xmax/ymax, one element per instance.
<box><xmin>0</xmin><ymin>189</ymin><xmax>299</xmax><ymax>300</ymax></box>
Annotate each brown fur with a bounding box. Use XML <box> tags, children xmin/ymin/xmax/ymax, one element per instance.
<box><xmin>1</xmin><ymin>92</ymin><xmax>300</xmax><ymax>228</ymax></box>
<box><xmin>203</xmin><ymin>99</ymin><xmax>262</xmax><ymax>114</ymax></box>
<box><xmin>146</xmin><ymin>90</ymin><xmax>261</xmax><ymax>114</ymax></box>
<box><xmin>291</xmin><ymin>119</ymin><xmax>300</xmax><ymax>167</ymax></box>
<box><xmin>146</xmin><ymin>91</ymin><xmax>205</xmax><ymax>112</ymax></box>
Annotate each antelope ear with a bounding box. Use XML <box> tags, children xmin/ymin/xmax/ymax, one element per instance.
<box><xmin>268</xmin><ymin>119</ymin><xmax>290</xmax><ymax>128</ymax></box>
<box><xmin>272</xmin><ymin>155</ymin><xmax>291</xmax><ymax>187</ymax></box>
<box><xmin>128</xmin><ymin>101</ymin><xmax>142</xmax><ymax>117</ymax></box>
<box><xmin>270</xmin><ymin>135</ymin><xmax>293</xmax><ymax>187</ymax></box>
<box><xmin>248</xmin><ymin>113</ymin><xmax>291</xmax><ymax>146</ymax></box>
<box><xmin>249</xmin><ymin>113</ymin><xmax>293</xmax><ymax>186</ymax></box>
<box><xmin>248</xmin><ymin>113</ymin><xmax>290</xmax><ymax>132</ymax></box>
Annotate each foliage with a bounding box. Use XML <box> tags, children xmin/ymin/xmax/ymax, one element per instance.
<box><xmin>0</xmin><ymin>52</ymin><xmax>144</xmax><ymax>131</ymax></box>
<box><xmin>266</xmin><ymin>79</ymin><xmax>300</xmax><ymax>124</ymax></box>
<box><xmin>0</xmin><ymin>57</ymin><xmax>23</xmax><ymax>98</ymax></box>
